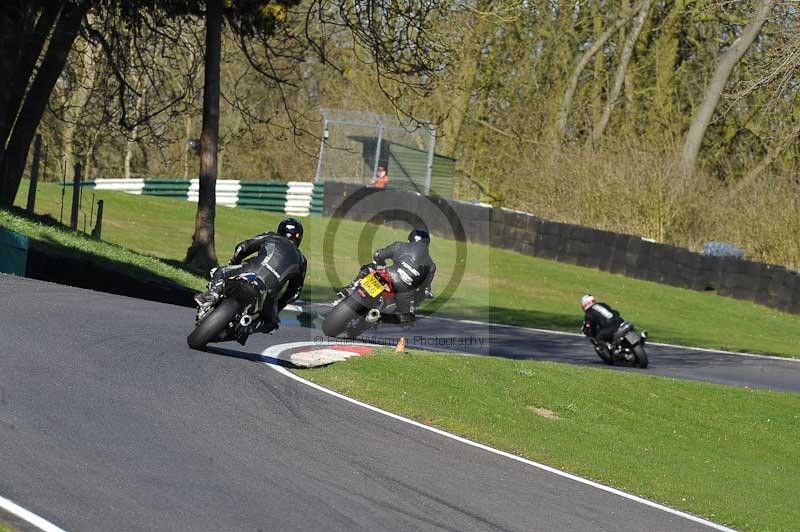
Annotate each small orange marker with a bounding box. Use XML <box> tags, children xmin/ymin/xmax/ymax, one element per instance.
<box><xmin>395</xmin><ymin>337</ymin><xmax>406</xmax><ymax>353</ymax></box>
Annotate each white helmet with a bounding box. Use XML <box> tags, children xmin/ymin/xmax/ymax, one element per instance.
<box><xmin>581</xmin><ymin>294</ymin><xmax>596</xmax><ymax>311</ymax></box>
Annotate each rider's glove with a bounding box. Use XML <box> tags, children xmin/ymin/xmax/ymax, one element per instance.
<box><xmin>423</xmin><ymin>288</ymin><xmax>434</xmax><ymax>300</ymax></box>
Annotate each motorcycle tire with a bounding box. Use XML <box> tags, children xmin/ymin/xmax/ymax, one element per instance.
<box><xmin>187</xmin><ymin>298</ymin><xmax>242</xmax><ymax>350</ymax></box>
<box><xmin>632</xmin><ymin>344</ymin><xmax>649</xmax><ymax>369</ymax></box>
<box><xmin>344</xmin><ymin>318</ymin><xmax>369</xmax><ymax>340</ymax></box>
<box><xmin>322</xmin><ymin>297</ymin><xmax>366</xmax><ymax>338</ymax></box>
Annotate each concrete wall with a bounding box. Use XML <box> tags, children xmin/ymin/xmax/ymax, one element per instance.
<box><xmin>323</xmin><ymin>182</ymin><xmax>800</xmax><ymax>315</ymax></box>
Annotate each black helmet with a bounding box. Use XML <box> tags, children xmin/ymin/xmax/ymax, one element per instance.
<box><xmin>408</xmin><ymin>227</ymin><xmax>430</xmax><ymax>244</ymax></box>
<box><xmin>278</xmin><ymin>217</ymin><xmax>304</xmax><ymax>247</ymax></box>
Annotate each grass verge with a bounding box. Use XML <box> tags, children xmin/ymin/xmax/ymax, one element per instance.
<box><xmin>11</xmin><ymin>180</ymin><xmax>800</xmax><ymax>357</ymax></box>
<box><xmin>0</xmin><ymin>208</ymin><xmax>204</xmax><ymax>291</ymax></box>
<box><xmin>298</xmin><ymin>349</ymin><xmax>800</xmax><ymax>532</ymax></box>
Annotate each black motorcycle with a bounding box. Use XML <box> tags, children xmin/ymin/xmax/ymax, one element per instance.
<box><xmin>187</xmin><ymin>272</ymin><xmax>269</xmax><ymax>350</ymax></box>
<box><xmin>589</xmin><ymin>321</ymin><xmax>649</xmax><ymax>368</ymax></box>
<box><xmin>322</xmin><ymin>264</ymin><xmax>400</xmax><ymax>339</ymax></box>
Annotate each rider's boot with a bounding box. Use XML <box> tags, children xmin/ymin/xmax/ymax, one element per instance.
<box><xmin>397</xmin><ymin>312</ymin><xmax>416</xmax><ymax>328</ymax></box>
<box><xmin>253</xmin><ymin>318</ymin><xmax>279</xmax><ymax>334</ymax></box>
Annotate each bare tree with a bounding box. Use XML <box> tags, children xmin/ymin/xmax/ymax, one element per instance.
<box><xmin>556</xmin><ymin>1</ymin><xmax>645</xmax><ymax>145</ymax></box>
<box><xmin>185</xmin><ymin>0</ymin><xmax>222</xmax><ymax>272</ymax></box>
<box><xmin>732</xmin><ymin>120</ymin><xmax>800</xmax><ymax>194</ymax></box>
<box><xmin>680</xmin><ymin>0</ymin><xmax>777</xmax><ymax>174</ymax></box>
<box><xmin>61</xmin><ymin>39</ymin><xmax>98</xmax><ymax>183</ymax></box>
<box><xmin>590</xmin><ymin>0</ymin><xmax>652</xmax><ymax>143</ymax></box>
<box><xmin>0</xmin><ymin>1</ymin><xmax>91</xmax><ymax>206</ymax></box>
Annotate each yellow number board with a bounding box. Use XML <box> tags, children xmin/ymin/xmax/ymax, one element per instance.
<box><xmin>359</xmin><ymin>274</ymin><xmax>385</xmax><ymax>297</ymax></box>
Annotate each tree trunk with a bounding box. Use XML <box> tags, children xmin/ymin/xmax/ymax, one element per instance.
<box><xmin>590</xmin><ymin>3</ymin><xmax>606</xmax><ymax>126</ymax></box>
<box><xmin>0</xmin><ymin>2</ymin><xmax>61</xmax><ymax>153</ymax></box>
<box><xmin>123</xmin><ymin>127</ymin><xmax>138</xmax><ymax>180</ymax></box>
<box><xmin>651</xmin><ymin>0</ymin><xmax>686</xmax><ymax>141</ymax></box>
<box><xmin>218</xmin><ymin>147</ymin><xmax>223</xmax><ymax>180</ymax></box>
<box><xmin>84</xmin><ymin>125</ymin><xmax>101</xmax><ymax>180</ymax></box>
<box><xmin>62</xmin><ymin>122</ymin><xmax>74</xmax><ymax>185</ymax></box>
<box><xmin>591</xmin><ymin>0</ymin><xmax>652</xmax><ymax>143</ymax></box>
<box><xmin>185</xmin><ymin>0</ymin><xmax>222</xmax><ymax>272</ymax></box>
<box><xmin>680</xmin><ymin>0</ymin><xmax>776</xmax><ymax>175</ymax></box>
<box><xmin>184</xmin><ymin>115</ymin><xmax>192</xmax><ymax>179</ymax></box>
<box><xmin>62</xmin><ymin>38</ymin><xmax>97</xmax><ymax>184</ymax></box>
<box><xmin>556</xmin><ymin>1</ymin><xmax>644</xmax><ymax>145</ymax></box>
<box><xmin>732</xmin><ymin>122</ymin><xmax>800</xmax><ymax>195</ymax></box>
<box><xmin>440</xmin><ymin>3</ymin><xmax>490</xmax><ymax>157</ymax></box>
<box><xmin>124</xmin><ymin>83</ymin><xmax>145</xmax><ymax>180</ymax></box>
<box><xmin>0</xmin><ymin>1</ymin><xmax>88</xmax><ymax>207</ymax></box>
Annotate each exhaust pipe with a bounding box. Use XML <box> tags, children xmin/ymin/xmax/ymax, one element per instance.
<box><xmin>240</xmin><ymin>315</ymin><xmax>253</xmax><ymax>327</ymax></box>
<box><xmin>365</xmin><ymin>309</ymin><xmax>381</xmax><ymax>323</ymax></box>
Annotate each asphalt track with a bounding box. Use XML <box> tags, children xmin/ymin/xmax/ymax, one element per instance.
<box><xmin>298</xmin><ymin>303</ymin><xmax>800</xmax><ymax>393</ymax></box>
<box><xmin>2</xmin><ymin>275</ymin><xmax>794</xmax><ymax>531</ymax></box>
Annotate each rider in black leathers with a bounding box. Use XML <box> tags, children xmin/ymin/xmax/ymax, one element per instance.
<box><xmin>194</xmin><ymin>218</ymin><xmax>307</xmax><ymax>333</ymax></box>
<box><xmin>580</xmin><ymin>294</ymin><xmax>625</xmax><ymax>344</ymax></box>
<box><xmin>344</xmin><ymin>228</ymin><xmax>436</xmax><ymax>325</ymax></box>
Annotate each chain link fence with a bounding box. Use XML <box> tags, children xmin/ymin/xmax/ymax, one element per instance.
<box><xmin>314</xmin><ymin>109</ymin><xmax>455</xmax><ymax>198</ymax></box>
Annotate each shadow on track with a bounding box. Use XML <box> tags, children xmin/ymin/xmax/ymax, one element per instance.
<box><xmin>203</xmin><ymin>344</ymin><xmax>296</xmax><ymax>368</ymax></box>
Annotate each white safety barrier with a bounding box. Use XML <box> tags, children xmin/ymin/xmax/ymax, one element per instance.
<box><xmin>93</xmin><ymin>178</ymin><xmax>145</xmax><ymax>194</ymax></box>
<box><xmin>285</xmin><ymin>181</ymin><xmax>315</xmax><ymax>216</ymax></box>
<box><xmin>84</xmin><ymin>179</ymin><xmax>321</xmax><ymax>216</ymax></box>
<box><xmin>188</xmin><ymin>179</ymin><xmax>240</xmax><ymax>207</ymax></box>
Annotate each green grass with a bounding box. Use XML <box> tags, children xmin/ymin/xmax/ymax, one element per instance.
<box><xmin>299</xmin><ymin>349</ymin><xmax>800</xmax><ymax>532</ymax></box>
<box><xmin>0</xmin><ymin>521</ymin><xmax>17</xmax><ymax>532</ymax></box>
<box><xmin>0</xmin><ymin>208</ymin><xmax>204</xmax><ymax>291</ymax></box>
<box><xmin>10</xmin><ymin>179</ymin><xmax>800</xmax><ymax>357</ymax></box>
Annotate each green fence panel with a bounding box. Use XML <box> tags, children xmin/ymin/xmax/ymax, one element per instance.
<box><xmin>142</xmin><ymin>180</ymin><xmax>190</xmax><ymax>197</ymax></box>
<box><xmin>237</xmin><ymin>204</ymin><xmax>286</xmax><ymax>213</ymax></box>
<box><xmin>310</xmin><ymin>182</ymin><xmax>325</xmax><ymax>213</ymax></box>
<box><xmin>236</xmin><ymin>200</ymin><xmax>287</xmax><ymax>208</ymax></box>
<box><xmin>237</xmin><ymin>191</ymin><xmax>287</xmax><ymax>198</ymax></box>
<box><xmin>0</xmin><ymin>228</ymin><xmax>29</xmax><ymax>275</ymax></box>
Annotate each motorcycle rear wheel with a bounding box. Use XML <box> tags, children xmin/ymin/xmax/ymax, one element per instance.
<box><xmin>632</xmin><ymin>344</ymin><xmax>649</xmax><ymax>369</ymax></box>
<box><xmin>322</xmin><ymin>297</ymin><xmax>366</xmax><ymax>338</ymax></box>
<box><xmin>187</xmin><ymin>298</ymin><xmax>242</xmax><ymax>350</ymax></box>
<box><xmin>344</xmin><ymin>318</ymin><xmax>369</xmax><ymax>339</ymax></box>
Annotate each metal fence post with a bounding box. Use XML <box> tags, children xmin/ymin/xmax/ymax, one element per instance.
<box><xmin>371</xmin><ymin>125</ymin><xmax>384</xmax><ymax>183</ymax></box>
<box><xmin>26</xmin><ymin>134</ymin><xmax>43</xmax><ymax>213</ymax></box>
<box><xmin>424</xmin><ymin>125</ymin><xmax>436</xmax><ymax>195</ymax></box>
<box><xmin>70</xmin><ymin>163</ymin><xmax>82</xmax><ymax>230</ymax></box>
<box><xmin>314</xmin><ymin>119</ymin><xmax>328</xmax><ymax>183</ymax></box>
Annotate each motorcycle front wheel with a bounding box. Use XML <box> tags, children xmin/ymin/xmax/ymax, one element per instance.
<box><xmin>632</xmin><ymin>343</ymin><xmax>649</xmax><ymax>369</ymax></box>
<box><xmin>187</xmin><ymin>298</ymin><xmax>242</xmax><ymax>350</ymax></box>
<box><xmin>594</xmin><ymin>343</ymin><xmax>614</xmax><ymax>365</ymax></box>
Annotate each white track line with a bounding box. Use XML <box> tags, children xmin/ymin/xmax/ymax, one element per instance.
<box><xmin>262</xmin><ymin>341</ymin><xmax>736</xmax><ymax>532</ymax></box>
<box><xmin>0</xmin><ymin>495</ymin><xmax>67</xmax><ymax>532</ymax></box>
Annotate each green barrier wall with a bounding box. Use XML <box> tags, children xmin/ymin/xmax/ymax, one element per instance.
<box><xmin>0</xmin><ymin>227</ymin><xmax>29</xmax><ymax>275</ymax></box>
